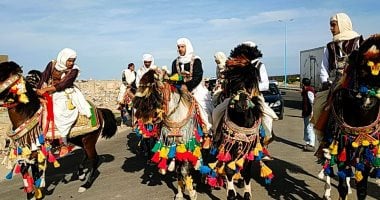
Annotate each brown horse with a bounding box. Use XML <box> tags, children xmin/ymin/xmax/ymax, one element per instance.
<box><xmin>0</xmin><ymin>61</ymin><xmax>117</xmax><ymax>199</ymax></box>
<box><xmin>316</xmin><ymin>35</ymin><xmax>380</xmax><ymax>200</ymax></box>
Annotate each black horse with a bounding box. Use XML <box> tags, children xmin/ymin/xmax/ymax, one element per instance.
<box><xmin>0</xmin><ymin>61</ymin><xmax>117</xmax><ymax>199</ymax></box>
<box><xmin>207</xmin><ymin>44</ymin><xmax>270</xmax><ymax>200</ymax></box>
<box><xmin>317</xmin><ymin>35</ymin><xmax>380</xmax><ymax>200</ymax></box>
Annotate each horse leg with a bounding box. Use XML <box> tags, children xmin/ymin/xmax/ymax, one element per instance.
<box><xmin>175</xmin><ymin>163</ymin><xmax>185</xmax><ymax>200</ymax></box>
<box><xmin>78</xmin><ymin>133</ymin><xmax>101</xmax><ymax>193</ymax></box>
<box><xmin>323</xmin><ymin>175</ymin><xmax>332</xmax><ymax>200</ymax></box>
<box><xmin>225</xmin><ymin>166</ymin><xmax>237</xmax><ymax>200</ymax></box>
<box><xmin>182</xmin><ymin>162</ymin><xmax>197</xmax><ymax>200</ymax></box>
<box><xmin>241</xmin><ymin>162</ymin><xmax>252</xmax><ymax>200</ymax></box>
<box><xmin>356</xmin><ymin>168</ymin><xmax>369</xmax><ymax>200</ymax></box>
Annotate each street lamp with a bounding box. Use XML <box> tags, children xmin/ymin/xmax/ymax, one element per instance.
<box><xmin>278</xmin><ymin>19</ymin><xmax>294</xmax><ymax>88</ymax></box>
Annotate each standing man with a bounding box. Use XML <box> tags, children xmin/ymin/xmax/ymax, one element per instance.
<box><xmin>171</xmin><ymin>37</ymin><xmax>213</xmax><ymax>133</ymax></box>
<box><xmin>117</xmin><ymin>63</ymin><xmax>136</xmax><ymax>125</ymax></box>
<box><xmin>301</xmin><ymin>78</ymin><xmax>316</xmax><ymax>152</ymax></box>
<box><xmin>136</xmin><ymin>54</ymin><xmax>155</xmax><ymax>88</ymax></box>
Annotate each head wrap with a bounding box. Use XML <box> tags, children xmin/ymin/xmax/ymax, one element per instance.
<box><xmin>55</xmin><ymin>48</ymin><xmax>77</xmax><ymax>71</ymax></box>
<box><xmin>330</xmin><ymin>13</ymin><xmax>360</xmax><ymax>42</ymax></box>
<box><xmin>214</xmin><ymin>51</ymin><xmax>227</xmax><ymax>76</ymax></box>
<box><xmin>242</xmin><ymin>41</ymin><xmax>257</xmax><ymax>48</ymax></box>
<box><xmin>142</xmin><ymin>53</ymin><xmax>154</xmax><ymax>68</ymax></box>
<box><xmin>177</xmin><ymin>38</ymin><xmax>195</xmax><ymax>63</ymax></box>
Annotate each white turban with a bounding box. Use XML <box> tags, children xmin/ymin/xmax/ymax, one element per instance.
<box><xmin>177</xmin><ymin>38</ymin><xmax>195</xmax><ymax>63</ymax></box>
<box><xmin>242</xmin><ymin>41</ymin><xmax>257</xmax><ymax>48</ymax></box>
<box><xmin>55</xmin><ymin>48</ymin><xmax>77</xmax><ymax>71</ymax></box>
<box><xmin>142</xmin><ymin>53</ymin><xmax>154</xmax><ymax>62</ymax></box>
<box><xmin>330</xmin><ymin>13</ymin><xmax>360</xmax><ymax>42</ymax></box>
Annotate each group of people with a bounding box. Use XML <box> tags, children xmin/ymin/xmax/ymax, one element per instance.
<box><xmin>34</xmin><ymin>12</ymin><xmax>362</xmax><ymax>159</ymax></box>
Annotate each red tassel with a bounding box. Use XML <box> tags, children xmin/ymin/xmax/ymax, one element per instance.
<box><xmin>338</xmin><ymin>147</ymin><xmax>347</xmax><ymax>162</ymax></box>
<box><xmin>247</xmin><ymin>151</ymin><xmax>254</xmax><ymax>161</ymax></box>
<box><xmin>188</xmin><ymin>154</ymin><xmax>198</xmax><ymax>166</ymax></box>
<box><xmin>14</xmin><ymin>164</ymin><xmax>21</xmax><ymax>174</ymax></box>
<box><xmin>40</xmin><ymin>145</ymin><xmax>47</xmax><ymax>156</ymax></box>
<box><xmin>23</xmin><ymin>172</ymin><xmax>34</xmax><ymax>193</ymax></box>
<box><xmin>216</xmin><ymin>151</ymin><xmax>225</xmax><ymax>161</ymax></box>
<box><xmin>151</xmin><ymin>151</ymin><xmax>161</xmax><ymax>163</ymax></box>
<box><xmin>158</xmin><ymin>158</ymin><xmax>168</xmax><ymax>169</ymax></box>
<box><xmin>47</xmin><ymin>151</ymin><xmax>57</xmax><ymax>163</ymax></box>
<box><xmin>223</xmin><ymin>152</ymin><xmax>231</xmax><ymax>162</ymax></box>
<box><xmin>262</xmin><ymin>147</ymin><xmax>270</xmax><ymax>156</ymax></box>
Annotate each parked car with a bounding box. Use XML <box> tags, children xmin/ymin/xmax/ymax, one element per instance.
<box><xmin>262</xmin><ymin>82</ymin><xmax>285</xmax><ymax>120</ymax></box>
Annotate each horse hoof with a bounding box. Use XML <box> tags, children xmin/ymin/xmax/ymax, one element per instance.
<box><xmin>78</xmin><ymin>187</ymin><xmax>87</xmax><ymax>193</ymax></box>
<box><xmin>243</xmin><ymin>192</ymin><xmax>251</xmax><ymax>200</ymax></box>
<box><xmin>227</xmin><ymin>190</ymin><xmax>236</xmax><ymax>200</ymax></box>
<box><xmin>189</xmin><ymin>190</ymin><xmax>197</xmax><ymax>200</ymax></box>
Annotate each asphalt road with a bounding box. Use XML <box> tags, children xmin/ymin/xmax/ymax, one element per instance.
<box><xmin>0</xmin><ymin>90</ymin><xmax>379</xmax><ymax>200</ymax></box>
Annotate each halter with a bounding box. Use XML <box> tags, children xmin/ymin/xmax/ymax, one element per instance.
<box><xmin>0</xmin><ymin>74</ymin><xmax>22</xmax><ymax>108</ymax></box>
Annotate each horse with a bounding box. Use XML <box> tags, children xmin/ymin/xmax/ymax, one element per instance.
<box><xmin>0</xmin><ymin>61</ymin><xmax>117</xmax><ymax>199</ymax></box>
<box><xmin>316</xmin><ymin>35</ymin><xmax>380</xmax><ymax>200</ymax></box>
<box><xmin>132</xmin><ymin>69</ymin><xmax>207</xmax><ymax>200</ymax></box>
<box><xmin>208</xmin><ymin>44</ymin><xmax>272</xmax><ymax>200</ymax></box>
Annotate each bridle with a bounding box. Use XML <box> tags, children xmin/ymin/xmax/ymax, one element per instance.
<box><xmin>0</xmin><ymin>74</ymin><xmax>22</xmax><ymax>108</ymax></box>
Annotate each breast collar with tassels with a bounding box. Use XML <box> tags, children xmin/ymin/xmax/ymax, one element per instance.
<box><xmin>0</xmin><ymin>74</ymin><xmax>22</xmax><ymax>108</ymax></box>
<box><xmin>332</xmin><ymin>99</ymin><xmax>380</xmax><ymax>135</ymax></box>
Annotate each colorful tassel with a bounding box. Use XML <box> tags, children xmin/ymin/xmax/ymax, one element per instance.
<box><xmin>38</xmin><ymin>152</ymin><xmax>45</xmax><ymax>163</ymax></box>
<box><xmin>355</xmin><ymin>171</ymin><xmax>363</xmax><ymax>182</ymax></box>
<box><xmin>22</xmin><ymin>147</ymin><xmax>32</xmax><ymax>157</ymax></box>
<box><xmin>247</xmin><ymin>151</ymin><xmax>254</xmax><ymax>161</ymax></box>
<box><xmin>329</xmin><ymin>141</ymin><xmax>338</xmax><ymax>155</ymax></box>
<box><xmin>14</xmin><ymin>164</ymin><xmax>21</xmax><ymax>174</ymax></box>
<box><xmin>151</xmin><ymin>151</ymin><xmax>161</xmax><ymax>163</ymax></box>
<box><xmin>236</xmin><ymin>157</ymin><xmax>245</xmax><ymax>168</ymax></box>
<box><xmin>193</xmin><ymin>146</ymin><xmax>202</xmax><ymax>158</ymax></box>
<box><xmin>168</xmin><ymin>144</ymin><xmax>176</xmax><ymax>159</ymax></box>
<box><xmin>200</xmin><ymin>165</ymin><xmax>211</xmax><ymax>174</ymax></box>
<box><xmin>158</xmin><ymin>158</ymin><xmax>168</xmax><ymax>169</ymax></box>
<box><xmin>35</xmin><ymin>188</ymin><xmax>43</xmax><ymax>199</ymax></box>
<box><xmin>217</xmin><ymin>163</ymin><xmax>225</xmax><ymax>174</ymax></box>
<box><xmin>176</xmin><ymin>143</ymin><xmax>187</xmax><ymax>154</ymax></box>
<box><xmin>53</xmin><ymin>160</ymin><xmax>60</xmax><ymax>168</ymax></box>
<box><xmin>5</xmin><ymin>170</ymin><xmax>13</xmax><ymax>180</ymax></box>
<box><xmin>151</xmin><ymin>141</ymin><xmax>162</xmax><ymax>153</ymax></box>
<box><xmin>222</xmin><ymin>152</ymin><xmax>232</xmax><ymax>162</ymax></box>
<box><xmin>227</xmin><ymin>161</ymin><xmax>236</xmax><ymax>171</ymax></box>
<box><xmin>159</xmin><ymin>146</ymin><xmax>169</xmax><ymax>159</ymax></box>
<box><xmin>208</xmin><ymin>162</ymin><xmax>217</xmax><ymax>170</ymax></box>
<box><xmin>47</xmin><ymin>151</ymin><xmax>56</xmax><ymax>163</ymax></box>
<box><xmin>338</xmin><ymin>147</ymin><xmax>347</xmax><ymax>162</ymax></box>
<box><xmin>168</xmin><ymin>159</ymin><xmax>175</xmax><ymax>172</ymax></box>
<box><xmin>260</xmin><ymin>163</ymin><xmax>273</xmax><ymax>178</ymax></box>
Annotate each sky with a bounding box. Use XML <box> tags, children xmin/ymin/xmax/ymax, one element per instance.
<box><xmin>1</xmin><ymin>0</ymin><xmax>379</xmax><ymax>80</ymax></box>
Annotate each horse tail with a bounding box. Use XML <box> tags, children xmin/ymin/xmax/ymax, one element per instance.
<box><xmin>99</xmin><ymin>108</ymin><xmax>117</xmax><ymax>139</ymax></box>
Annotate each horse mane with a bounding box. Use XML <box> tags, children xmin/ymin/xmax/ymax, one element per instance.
<box><xmin>0</xmin><ymin>61</ymin><xmax>40</xmax><ymax>119</ymax></box>
<box><xmin>344</xmin><ymin>34</ymin><xmax>380</xmax><ymax>88</ymax></box>
<box><xmin>132</xmin><ymin>70</ymin><xmax>163</xmax><ymax>122</ymax></box>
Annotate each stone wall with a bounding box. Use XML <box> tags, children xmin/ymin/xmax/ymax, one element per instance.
<box><xmin>0</xmin><ymin>80</ymin><xmax>122</xmax><ymax>151</ymax></box>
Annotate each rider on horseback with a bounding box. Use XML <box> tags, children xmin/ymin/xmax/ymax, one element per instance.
<box><xmin>36</xmin><ymin>48</ymin><xmax>92</xmax><ymax>153</ymax></box>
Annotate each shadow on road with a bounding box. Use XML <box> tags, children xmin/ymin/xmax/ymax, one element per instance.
<box><xmin>255</xmin><ymin>157</ymin><xmax>324</xmax><ymax>200</ymax></box>
<box><xmin>43</xmin><ymin>149</ymin><xmax>114</xmax><ymax>198</ymax></box>
<box><xmin>274</xmin><ymin>135</ymin><xmax>304</xmax><ymax>150</ymax></box>
<box><xmin>284</xmin><ymin>99</ymin><xmax>302</xmax><ymax>110</ymax></box>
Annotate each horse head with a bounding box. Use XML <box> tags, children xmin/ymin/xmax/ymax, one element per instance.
<box><xmin>223</xmin><ymin>43</ymin><xmax>264</xmax><ymax>128</ymax></box>
<box><xmin>133</xmin><ymin>69</ymin><xmax>164</xmax><ymax>124</ymax></box>
<box><xmin>337</xmin><ymin>34</ymin><xmax>380</xmax><ymax>127</ymax></box>
<box><xmin>0</xmin><ymin>61</ymin><xmax>40</xmax><ymax>122</ymax></box>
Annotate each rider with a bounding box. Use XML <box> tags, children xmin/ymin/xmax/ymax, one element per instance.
<box><xmin>135</xmin><ymin>54</ymin><xmax>155</xmax><ymax>88</ymax></box>
<box><xmin>117</xmin><ymin>63</ymin><xmax>137</xmax><ymax>125</ymax></box>
<box><xmin>36</xmin><ymin>48</ymin><xmax>92</xmax><ymax>149</ymax></box>
<box><xmin>171</xmin><ymin>37</ymin><xmax>213</xmax><ymax>134</ymax></box>
<box><xmin>313</xmin><ymin>12</ymin><xmax>363</xmax><ymax>140</ymax></box>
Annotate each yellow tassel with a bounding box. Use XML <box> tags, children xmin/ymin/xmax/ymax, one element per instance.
<box><xmin>19</xmin><ymin>93</ymin><xmax>29</xmax><ymax>104</ymax></box>
<box><xmin>227</xmin><ymin>161</ymin><xmax>236</xmax><ymax>171</ymax></box>
<box><xmin>39</xmin><ymin>163</ymin><xmax>46</xmax><ymax>171</ymax></box>
<box><xmin>185</xmin><ymin>176</ymin><xmax>194</xmax><ymax>191</ymax></box>
<box><xmin>329</xmin><ymin>141</ymin><xmax>338</xmax><ymax>155</ymax></box>
<box><xmin>372</xmin><ymin>140</ymin><xmax>379</xmax><ymax>146</ymax></box>
<box><xmin>9</xmin><ymin>149</ymin><xmax>16</xmax><ymax>160</ymax></box>
<box><xmin>67</xmin><ymin>99</ymin><xmax>75</xmax><ymax>110</ymax></box>
<box><xmin>38</xmin><ymin>152</ymin><xmax>45</xmax><ymax>163</ymax></box>
<box><xmin>355</xmin><ymin>171</ymin><xmax>363</xmax><ymax>182</ymax></box>
<box><xmin>260</xmin><ymin>163</ymin><xmax>272</xmax><ymax>178</ymax></box>
<box><xmin>53</xmin><ymin>161</ymin><xmax>60</xmax><ymax>168</ymax></box>
<box><xmin>236</xmin><ymin>157</ymin><xmax>245</xmax><ymax>168</ymax></box>
<box><xmin>159</xmin><ymin>146</ymin><xmax>169</xmax><ymax>159</ymax></box>
<box><xmin>352</xmin><ymin>142</ymin><xmax>359</xmax><ymax>148</ymax></box>
<box><xmin>208</xmin><ymin>161</ymin><xmax>217</xmax><ymax>170</ymax></box>
<box><xmin>256</xmin><ymin>141</ymin><xmax>263</xmax><ymax>151</ymax></box>
<box><xmin>176</xmin><ymin>144</ymin><xmax>187</xmax><ymax>154</ymax></box>
<box><xmin>193</xmin><ymin>146</ymin><xmax>201</xmax><ymax>158</ymax></box>
<box><xmin>233</xmin><ymin>172</ymin><xmax>241</xmax><ymax>180</ymax></box>
<box><xmin>35</xmin><ymin>188</ymin><xmax>42</xmax><ymax>199</ymax></box>
<box><xmin>362</xmin><ymin>140</ymin><xmax>370</xmax><ymax>147</ymax></box>
<box><xmin>22</xmin><ymin>147</ymin><xmax>32</xmax><ymax>157</ymax></box>
<box><xmin>217</xmin><ymin>163</ymin><xmax>225</xmax><ymax>174</ymax></box>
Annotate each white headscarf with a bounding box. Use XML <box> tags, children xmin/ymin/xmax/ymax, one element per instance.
<box><xmin>214</xmin><ymin>51</ymin><xmax>227</xmax><ymax>75</ymax></box>
<box><xmin>177</xmin><ymin>38</ymin><xmax>195</xmax><ymax>63</ymax></box>
<box><xmin>331</xmin><ymin>13</ymin><xmax>360</xmax><ymax>42</ymax></box>
<box><xmin>135</xmin><ymin>53</ymin><xmax>155</xmax><ymax>87</ymax></box>
<box><xmin>55</xmin><ymin>48</ymin><xmax>77</xmax><ymax>71</ymax></box>
<box><xmin>242</xmin><ymin>41</ymin><xmax>257</xmax><ymax>48</ymax></box>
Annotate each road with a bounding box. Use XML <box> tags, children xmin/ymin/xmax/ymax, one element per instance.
<box><xmin>0</xmin><ymin>90</ymin><xmax>379</xmax><ymax>200</ymax></box>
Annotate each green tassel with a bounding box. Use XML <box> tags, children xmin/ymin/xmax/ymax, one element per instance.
<box><xmin>329</xmin><ymin>155</ymin><xmax>336</xmax><ymax>166</ymax></box>
<box><xmin>373</xmin><ymin>157</ymin><xmax>380</xmax><ymax>167</ymax></box>
<box><xmin>90</xmin><ymin>106</ymin><xmax>96</xmax><ymax>126</ymax></box>
<box><xmin>152</xmin><ymin>141</ymin><xmax>162</xmax><ymax>153</ymax></box>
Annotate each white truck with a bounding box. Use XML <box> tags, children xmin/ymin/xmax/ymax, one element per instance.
<box><xmin>300</xmin><ymin>46</ymin><xmax>325</xmax><ymax>91</ymax></box>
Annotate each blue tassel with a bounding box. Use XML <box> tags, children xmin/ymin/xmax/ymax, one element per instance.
<box><xmin>324</xmin><ymin>167</ymin><xmax>331</xmax><ymax>176</ymax></box>
<box><xmin>175</xmin><ymin>84</ymin><xmax>181</xmax><ymax>90</ymax></box>
<box><xmin>147</xmin><ymin>124</ymin><xmax>153</xmax><ymax>131</ymax></box>
<box><xmin>199</xmin><ymin>165</ymin><xmax>211</xmax><ymax>174</ymax></box>
<box><xmin>255</xmin><ymin>151</ymin><xmax>263</xmax><ymax>161</ymax></box>
<box><xmin>211</xmin><ymin>171</ymin><xmax>217</xmax><ymax>178</ymax></box>
<box><xmin>337</xmin><ymin>170</ymin><xmax>346</xmax><ymax>179</ymax></box>
<box><xmin>364</xmin><ymin>148</ymin><xmax>374</xmax><ymax>162</ymax></box>
<box><xmin>356</xmin><ymin>163</ymin><xmax>365</xmax><ymax>171</ymax></box>
<box><xmin>259</xmin><ymin>125</ymin><xmax>265</xmax><ymax>137</ymax></box>
<box><xmin>5</xmin><ymin>170</ymin><xmax>13</xmax><ymax>180</ymax></box>
<box><xmin>210</xmin><ymin>147</ymin><xmax>217</xmax><ymax>155</ymax></box>
<box><xmin>265</xmin><ymin>178</ymin><xmax>272</xmax><ymax>184</ymax></box>
<box><xmin>376</xmin><ymin>168</ymin><xmax>380</xmax><ymax>178</ymax></box>
<box><xmin>17</xmin><ymin>147</ymin><xmax>22</xmax><ymax>154</ymax></box>
<box><xmin>168</xmin><ymin>144</ymin><xmax>176</xmax><ymax>159</ymax></box>
<box><xmin>35</xmin><ymin>178</ymin><xmax>42</xmax><ymax>187</ymax></box>
<box><xmin>359</xmin><ymin>85</ymin><xmax>368</xmax><ymax>95</ymax></box>
<box><xmin>38</xmin><ymin>133</ymin><xmax>45</xmax><ymax>144</ymax></box>
<box><xmin>197</xmin><ymin>124</ymin><xmax>203</xmax><ymax>137</ymax></box>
